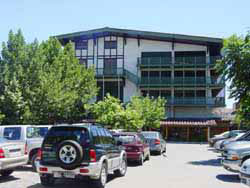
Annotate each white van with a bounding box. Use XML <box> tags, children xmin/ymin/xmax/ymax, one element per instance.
<box><xmin>0</xmin><ymin>125</ymin><xmax>52</xmax><ymax>171</ymax></box>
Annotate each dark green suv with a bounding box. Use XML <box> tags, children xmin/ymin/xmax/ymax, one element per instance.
<box><xmin>37</xmin><ymin>124</ymin><xmax>127</xmax><ymax>188</ymax></box>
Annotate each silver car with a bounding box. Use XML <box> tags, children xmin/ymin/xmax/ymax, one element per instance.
<box><xmin>0</xmin><ymin>138</ymin><xmax>28</xmax><ymax>177</ymax></box>
<box><xmin>222</xmin><ymin>141</ymin><xmax>250</xmax><ymax>173</ymax></box>
<box><xmin>141</xmin><ymin>131</ymin><xmax>166</xmax><ymax>155</ymax></box>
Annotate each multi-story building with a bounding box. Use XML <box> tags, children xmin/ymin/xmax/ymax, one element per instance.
<box><xmin>56</xmin><ymin>27</ymin><xmax>228</xmax><ymax>141</ymax></box>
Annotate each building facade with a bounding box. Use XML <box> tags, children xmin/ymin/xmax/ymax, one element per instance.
<box><xmin>56</xmin><ymin>27</ymin><xmax>228</xmax><ymax>141</ymax></box>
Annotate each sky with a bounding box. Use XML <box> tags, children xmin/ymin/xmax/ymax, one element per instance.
<box><xmin>1</xmin><ymin>0</ymin><xmax>250</xmax><ymax>108</ymax></box>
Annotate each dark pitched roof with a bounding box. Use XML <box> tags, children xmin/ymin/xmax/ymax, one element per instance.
<box><xmin>54</xmin><ymin>27</ymin><xmax>222</xmax><ymax>46</ymax></box>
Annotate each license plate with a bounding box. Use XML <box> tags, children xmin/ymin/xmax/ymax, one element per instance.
<box><xmin>54</xmin><ymin>171</ymin><xmax>75</xmax><ymax>178</ymax></box>
<box><xmin>9</xmin><ymin>151</ymin><xmax>21</xmax><ymax>158</ymax></box>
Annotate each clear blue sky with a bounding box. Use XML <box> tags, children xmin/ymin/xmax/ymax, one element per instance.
<box><xmin>1</xmin><ymin>0</ymin><xmax>249</xmax><ymax>108</ymax></box>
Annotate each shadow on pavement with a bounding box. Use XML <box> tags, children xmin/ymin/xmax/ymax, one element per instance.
<box><xmin>187</xmin><ymin>158</ymin><xmax>222</xmax><ymax>167</ymax></box>
<box><xmin>216</xmin><ymin>174</ymin><xmax>240</xmax><ymax>183</ymax></box>
<box><xmin>0</xmin><ymin>175</ymin><xmax>19</xmax><ymax>183</ymax></box>
<box><xmin>27</xmin><ymin>174</ymin><xmax>119</xmax><ymax>188</ymax></box>
<box><xmin>15</xmin><ymin>165</ymin><xmax>34</xmax><ymax>172</ymax></box>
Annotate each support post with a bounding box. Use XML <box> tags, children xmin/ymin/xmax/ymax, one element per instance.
<box><xmin>165</xmin><ymin>127</ymin><xmax>168</xmax><ymax>140</ymax></box>
<box><xmin>207</xmin><ymin>127</ymin><xmax>211</xmax><ymax>141</ymax></box>
<box><xmin>187</xmin><ymin>127</ymin><xmax>190</xmax><ymax>141</ymax></box>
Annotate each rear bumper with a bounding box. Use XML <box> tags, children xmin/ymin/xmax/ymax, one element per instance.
<box><xmin>37</xmin><ymin>161</ymin><xmax>102</xmax><ymax>179</ymax></box>
<box><xmin>240</xmin><ymin>172</ymin><xmax>250</xmax><ymax>186</ymax></box>
<box><xmin>221</xmin><ymin>158</ymin><xmax>241</xmax><ymax>173</ymax></box>
<box><xmin>0</xmin><ymin>155</ymin><xmax>28</xmax><ymax>170</ymax></box>
<box><xmin>150</xmin><ymin>145</ymin><xmax>161</xmax><ymax>152</ymax></box>
<box><xmin>126</xmin><ymin>152</ymin><xmax>141</xmax><ymax>161</ymax></box>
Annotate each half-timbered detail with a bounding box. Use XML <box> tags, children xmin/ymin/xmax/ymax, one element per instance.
<box><xmin>55</xmin><ymin>27</ymin><xmax>226</xmax><ymax>141</ymax></box>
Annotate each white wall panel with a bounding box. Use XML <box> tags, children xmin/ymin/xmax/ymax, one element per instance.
<box><xmin>174</xmin><ymin>43</ymin><xmax>207</xmax><ymax>51</ymax></box>
<box><xmin>88</xmin><ymin>39</ymin><xmax>94</xmax><ymax>56</ymax></box>
<box><xmin>123</xmin><ymin>80</ymin><xmax>139</xmax><ymax>102</ymax></box>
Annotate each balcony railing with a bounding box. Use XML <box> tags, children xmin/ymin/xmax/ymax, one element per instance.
<box><xmin>139</xmin><ymin>76</ymin><xmax>225</xmax><ymax>86</ymax></box>
<box><xmin>96</xmin><ymin>68</ymin><xmax>125</xmax><ymax>77</ymax></box>
<box><xmin>95</xmin><ymin>68</ymin><xmax>139</xmax><ymax>85</ymax></box>
<box><xmin>175</xmin><ymin>56</ymin><xmax>206</xmax><ymax>65</ymax></box>
<box><xmin>138</xmin><ymin>56</ymin><xmax>221</xmax><ymax>67</ymax></box>
<box><xmin>148</xmin><ymin>97</ymin><xmax>225</xmax><ymax>106</ymax></box>
<box><xmin>139</xmin><ymin>57</ymin><xmax>172</xmax><ymax>67</ymax></box>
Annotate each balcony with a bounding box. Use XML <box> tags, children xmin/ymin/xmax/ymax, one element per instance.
<box><xmin>96</xmin><ymin>68</ymin><xmax>125</xmax><ymax>77</ymax></box>
<box><xmin>157</xmin><ymin>97</ymin><xmax>225</xmax><ymax>106</ymax></box>
<box><xmin>138</xmin><ymin>56</ymin><xmax>221</xmax><ymax>68</ymax></box>
<box><xmin>95</xmin><ymin>68</ymin><xmax>139</xmax><ymax>85</ymax></box>
<box><xmin>139</xmin><ymin>77</ymin><xmax>224</xmax><ymax>87</ymax></box>
<box><xmin>139</xmin><ymin>57</ymin><xmax>172</xmax><ymax>68</ymax></box>
<box><xmin>175</xmin><ymin>56</ymin><xmax>206</xmax><ymax>67</ymax></box>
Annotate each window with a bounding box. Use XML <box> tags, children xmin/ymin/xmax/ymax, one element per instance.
<box><xmin>75</xmin><ymin>40</ymin><xmax>88</xmax><ymax>50</ymax></box>
<box><xmin>45</xmin><ymin>127</ymin><xmax>90</xmax><ymax>146</ymax></box>
<box><xmin>104</xmin><ymin>41</ymin><xmax>117</xmax><ymax>49</ymax></box>
<box><xmin>4</xmin><ymin>127</ymin><xmax>21</xmax><ymax>140</ymax></box>
<box><xmin>113</xmin><ymin>135</ymin><xmax>136</xmax><ymax>144</ymax></box>
<box><xmin>26</xmin><ymin>127</ymin><xmax>49</xmax><ymax>138</ymax></box>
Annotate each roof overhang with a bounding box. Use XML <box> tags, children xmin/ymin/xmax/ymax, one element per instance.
<box><xmin>54</xmin><ymin>27</ymin><xmax>223</xmax><ymax>46</ymax></box>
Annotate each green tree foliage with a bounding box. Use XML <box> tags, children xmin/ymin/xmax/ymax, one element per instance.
<box><xmin>0</xmin><ymin>30</ymin><xmax>97</xmax><ymax>124</ymax></box>
<box><xmin>90</xmin><ymin>94</ymin><xmax>166</xmax><ymax>130</ymax></box>
<box><xmin>90</xmin><ymin>94</ymin><xmax>124</xmax><ymax>129</ymax></box>
<box><xmin>141</xmin><ymin>96</ymin><xmax>166</xmax><ymax>129</ymax></box>
<box><xmin>216</xmin><ymin>32</ymin><xmax>250</xmax><ymax>125</ymax></box>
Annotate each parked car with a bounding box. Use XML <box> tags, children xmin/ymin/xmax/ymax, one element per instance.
<box><xmin>0</xmin><ymin>125</ymin><xmax>51</xmax><ymax>171</ymax></box>
<box><xmin>214</xmin><ymin>132</ymin><xmax>245</xmax><ymax>152</ymax></box>
<box><xmin>222</xmin><ymin>140</ymin><xmax>250</xmax><ymax>173</ymax></box>
<box><xmin>141</xmin><ymin>131</ymin><xmax>166</xmax><ymax>155</ymax></box>
<box><xmin>113</xmin><ymin>132</ymin><xmax>150</xmax><ymax>165</ymax></box>
<box><xmin>37</xmin><ymin>124</ymin><xmax>127</xmax><ymax>188</ymax></box>
<box><xmin>0</xmin><ymin>137</ymin><xmax>28</xmax><ymax>177</ymax></box>
<box><xmin>240</xmin><ymin>158</ymin><xmax>250</xmax><ymax>186</ymax></box>
<box><xmin>209</xmin><ymin>130</ymin><xmax>245</xmax><ymax>147</ymax></box>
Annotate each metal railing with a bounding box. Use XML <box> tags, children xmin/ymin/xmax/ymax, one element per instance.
<box><xmin>95</xmin><ymin>68</ymin><xmax>125</xmax><ymax>77</ymax></box>
<box><xmin>140</xmin><ymin>77</ymin><xmax>217</xmax><ymax>85</ymax></box>
<box><xmin>138</xmin><ymin>56</ymin><xmax>221</xmax><ymax>67</ymax></box>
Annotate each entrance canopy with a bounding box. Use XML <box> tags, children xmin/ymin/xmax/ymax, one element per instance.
<box><xmin>161</xmin><ymin>120</ymin><xmax>218</xmax><ymax>128</ymax></box>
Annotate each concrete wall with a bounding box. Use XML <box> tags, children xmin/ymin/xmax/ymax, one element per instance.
<box><xmin>173</xmin><ymin>106</ymin><xmax>220</xmax><ymax>118</ymax></box>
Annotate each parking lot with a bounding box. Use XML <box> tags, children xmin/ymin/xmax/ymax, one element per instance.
<box><xmin>0</xmin><ymin>143</ymin><xmax>245</xmax><ymax>188</ymax></box>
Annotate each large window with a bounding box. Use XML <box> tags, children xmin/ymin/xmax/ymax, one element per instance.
<box><xmin>104</xmin><ymin>41</ymin><xmax>117</xmax><ymax>49</ymax></box>
<box><xmin>75</xmin><ymin>40</ymin><xmax>88</xmax><ymax>50</ymax></box>
<box><xmin>104</xmin><ymin>58</ymin><xmax>117</xmax><ymax>74</ymax></box>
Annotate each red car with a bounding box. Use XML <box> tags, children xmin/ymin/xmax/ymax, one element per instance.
<box><xmin>113</xmin><ymin>132</ymin><xmax>150</xmax><ymax>165</ymax></box>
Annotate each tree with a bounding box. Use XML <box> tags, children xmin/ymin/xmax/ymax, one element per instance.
<box><xmin>90</xmin><ymin>94</ymin><xmax>124</xmax><ymax>129</ymax></box>
<box><xmin>216</xmin><ymin>32</ymin><xmax>250</xmax><ymax>125</ymax></box>
<box><xmin>141</xmin><ymin>96</ymin><xmax>166</xmax><ymax>130</ymax></box>
<box><xmin>0</xmin><ymin>30</ymin><xmax>97</xmax><ymax>124</ymax></box>
<box><xmin>90</xmin><ymin>94</ymin><xmax>166</xmax><ymax>131</ymax></box>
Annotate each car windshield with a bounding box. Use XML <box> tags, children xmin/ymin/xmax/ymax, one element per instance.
<box><xmin>219</xmin><ymin>132</ymin><xmax>229</xmax><ymax>137</ymax></box>
<box><xmin>113</xmin><ymin>135</ymin><xmax>136</xmax><ymax>144</ymax></box>
<box><xmin>142</xmin><ymin>132</ymin><xmax>158</xmax><ymax>139</ymax></box>
<box><xmin>27</xmin><ymin>127</ymin><xmax>49</xmax><ymax>138</ymax></box>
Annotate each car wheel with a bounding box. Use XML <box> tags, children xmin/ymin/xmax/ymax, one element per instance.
<box><xmin>138</xmin><ymin>154</ymin><xmax>144</xmax><ymax>166</ymax></box>
<box><xmin>40</xmin><ymin>175</ymin><xmax>55</xmax><ymax>186</ymax></box>
<box><xmin>114</xmin><ymin>157</ymin><xmax>127</xmax><ymax>177</ymax></box>
<box><xmin>31</xmin><ymin>153</ymin><xmax>39</xmax><ymax>172</ymax></box>
<box><xmin>93</xmin><ymin>162</ymin><xmax>107</xmax><ymax>188</ymax></box>
<box><xmin>0</xmin><ymin>170</ymin><xmax>13</xmax><ymax>177</ymax></box>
